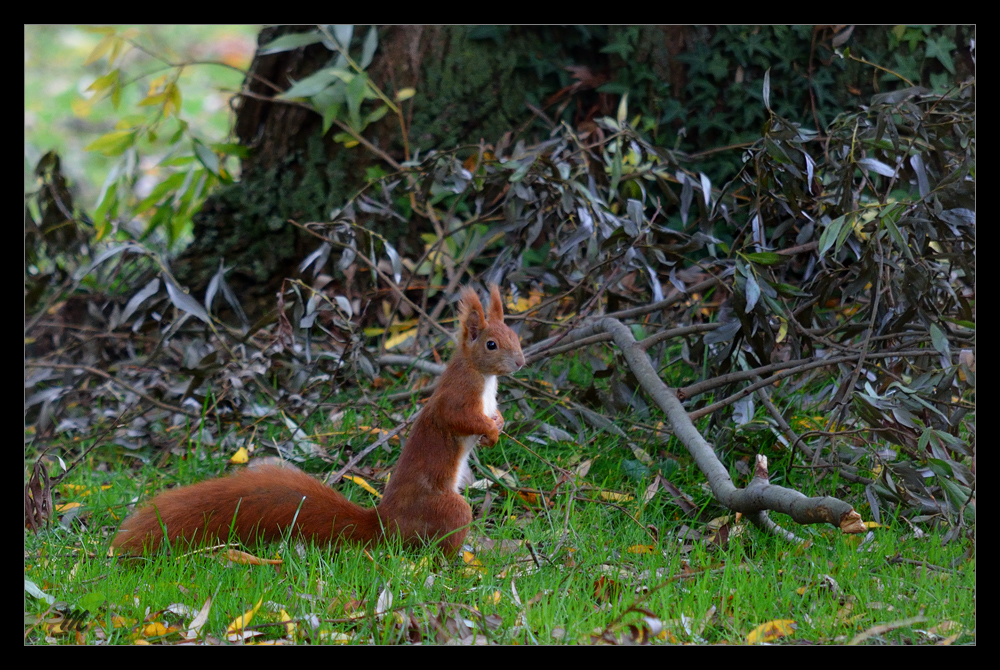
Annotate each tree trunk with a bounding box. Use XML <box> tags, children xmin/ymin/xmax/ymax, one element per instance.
<box><xmin>174</xmin><ymin>26</ymin><xmax>614</xmax><ymax>317</ymax></box>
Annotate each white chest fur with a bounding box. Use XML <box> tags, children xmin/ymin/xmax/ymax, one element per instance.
<box><xmin>480</xmin><ymin>374</ymin><xmax>498</xmax><ymax>418</ymax></box>
<box><xmin>454</xmin><ymin>375</ymin><xmax>498</xmax><ymax>493</ymax></box>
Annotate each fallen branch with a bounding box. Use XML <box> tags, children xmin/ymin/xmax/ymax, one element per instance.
<box><xmin>579</xmin><ymin>317</ymin><xmax>866</xmax><ymax>537</ymax></box>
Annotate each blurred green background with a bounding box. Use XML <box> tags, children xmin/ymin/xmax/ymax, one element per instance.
<box><xmin>25</xmin><ymin>25</ymin><xmax>258</xmax><ymax>206</ymax></box>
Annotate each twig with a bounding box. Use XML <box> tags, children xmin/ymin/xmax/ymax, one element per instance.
<box><xmin>886</xmin><ymin>554</ymin><xmax>958</xmax><ymax>574</ymax></box>
<box><xmin>687</xmin><ymin>349</ymin><xmax>934</xmax><ymax>420</ymax></box>
<box><xmin>754</xmin><ymin>378</ymin><xmax>876</xmax><ymax>486</ymax></box>
<box><xmin>327</xmin><ymin>420</ymin><xmax>411</xmax><ymax>484</ymax></box>
<box><xmin>847</xmin><ymin>614</ymin><xmax>926</xmax><ymax>645</ymax></box>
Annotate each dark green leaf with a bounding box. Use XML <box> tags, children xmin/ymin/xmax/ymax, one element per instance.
<box><xmin>193</xmin><ymin>141</ymin><xmax>220</xmax><ymax>176</ymax></box>
<box><xmin>259</xmin><ymin>31</ymin><xmax>324</xmax><ymax>55</ymax></box>
<box><xmin>621</xmin><ymin>459</ymin><xmax>651</xmax><ymax>481</ymax></box>
<box><xmin>745</xmin><ymin>252</ymin><xmax>784</xmax><ymax>266</ymax></box>
<box><xmin>279</xmin><ymin>68</ymin><xmax>344</xmax><ymax>100</ymax></box>
<box><xmin>929</xmin><ymin>322</ymin><xmax>950</xmax><ymax>357</ymax></box>
<box><xmin>818</xmin><ymin>215</ymin><xmax>846</xmax><ymax>258</ymax></box>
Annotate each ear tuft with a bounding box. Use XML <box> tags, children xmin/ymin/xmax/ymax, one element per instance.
<box><xmin>487</xmin><ymin>284</ymin><xmax>504</xmax><ymax>322</ymax></box>
<box><xmin>459</xmin><ymin>287</ymin><xmax>485</xmax><ymax>342</ymax></box>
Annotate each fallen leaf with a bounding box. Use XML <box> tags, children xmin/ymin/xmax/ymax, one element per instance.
<box><xmin>227</xmin><ymin>597</ymin><xmax>263</xmax><ymax>636</ymax></box>
<box><xmin>746</xmin><ymin>619</ymin><xmax>797</xmax><ymax>644</ymax></box>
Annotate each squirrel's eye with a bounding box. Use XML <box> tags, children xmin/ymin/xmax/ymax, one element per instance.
<box><xmin>486</xmin><ymin>340</ymin><xmax>498</xmax><ymax>350</ymax></box>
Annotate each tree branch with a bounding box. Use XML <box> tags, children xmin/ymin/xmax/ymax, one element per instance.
<box><xmin>584</xmin><ymin>317</ymin><xmax>866</xmax><ymax>537</ymax></box>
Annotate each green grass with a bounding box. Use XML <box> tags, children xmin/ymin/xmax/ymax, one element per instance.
<box><xmin>24</xmin><ymin>488</ymin><xmax>975</xmax><ymax>644</ymax></box>
<box><xmin>25</xmin><ymin>414</ymin><xmax>975</xmax><ymax>644</ymax></box>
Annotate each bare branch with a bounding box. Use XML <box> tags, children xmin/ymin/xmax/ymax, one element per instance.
<box><xmin>578</xmin><ymin>317</ymin><xmax>866</xmax><ymax>536</ymax></box>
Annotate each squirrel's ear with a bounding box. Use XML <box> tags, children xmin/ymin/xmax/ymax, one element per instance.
<box><xmin>487</xmin><ymin>284</ymin><xmax>504</xmax><ymax>322</ymax></box>
<box><xmin>459</xmin><ymin>287</ymin><xmax>485</xmax><ymax>341</ymax></box>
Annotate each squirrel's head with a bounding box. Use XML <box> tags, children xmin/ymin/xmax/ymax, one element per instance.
<box><xmin>458</xmin><ymin>284</ymin><xmax>525</xmax><ymax>375</ymax></box>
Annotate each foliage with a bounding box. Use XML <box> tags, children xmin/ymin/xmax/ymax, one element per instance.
<box><xmin>604</xmin><ymin>26</ymin><xmax>974</xmax><ymax>184</ymax></box>
<box><xmin>25</xmin><ymin>26</ymin><xmax>250</xmax><ymax>257</ymax></box>
<box><xmin>265</xmin><ymin>26</ymin><xmax>407</xmax><ymax>148</ymax></box>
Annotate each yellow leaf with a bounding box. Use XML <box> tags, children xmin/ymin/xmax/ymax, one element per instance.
<box><xmin>164</xmin><ymin>83</ymin><xmax>182</xmax><ymax>117</ymax></box>
<box><xmin>746</xmin><ymin>619</ymin><xmax>797</xmax><ymax>644</ymax></box>
<box><xmin>109</xmin><ymin>36</ymin><xmax>125</xmax><ymax>65</ymax></box>
<box><xmin>384</xmin><ymin>327</ymin><xmax>417</xmax><ymax>350</ymax></box>
<box><xmin>85</xmin><ymin>130</ymin><xmax>136</xmax><ymax>156</ymax></box>
<box><xmin>60</xmin><ymin>483</ymin><xmax>112</xmax><ymax>496</ymax></box>
<box><xmin>395</xmin><ymin>87</ymin><xmax>416</xmax><ymax>101</ymax></box>
<box><xmin>776</xmin><ymin>317</ymin><xmax>788</xmax><ymax>343</ymax></box>
<box><xmin>142</xmin><ymin>621</ymin><xmax>170</xmax><ymax>638</ymax></box>
<box><xmin>55</xmin><ymin>502</ymin><xmax>81</xmax><ymax>512</ymax></box>
<box><xmin>138</xmin><ymin>92</ymin><xmax>167</xmax><ymax>107</ymax></box>
<box><xmin>229</xmin><ymin>447</ymin><xmax>249</xmax><ymax>464</ymax></box>
<box><xmin>626</xmin><ymin>544</ymin><xmax>656</xmax><ymax>554</ymax></box>
<box><xmin>147</xmin><ymin>75</ymin><xmax>168</xmax><ymax>96</ymax></box>
<box><xmin>460</xmin><ymin>551</ymin><xmax>486</xmax><ymax>576</ymax></box>
<box><xmin>227</xmin><ymin>597</ymin><xmax>263</xmax><ymax>635</ymax></box>
<box><xmin>343</xmin><ymin>475</ymin><xmax>381</xmax><ymax>498</ymax></box>
<box><xmin>87</xmin><ymin>69</ymin><xmax>119</xmax><ymax>93</ymax></box>
<box><xmin>94</xmin><ymin>216</ymin><xmax>113</xmax><ymax>242</ymax></box>
<box><xmin>705</xmin><ymin>515</ymin><xmax>732</xmax><ymax>530</ymax></box>
<box><xmin>599</xmin><ymin>491</ymin><xmax>633</xmax><ymax>502</ymax></box>
<box><xmin>269</xmin><ymin>608</ymin><xmax>293</xmax><ymax>638</ymax></box>
<box><xmin>84</xmin><ymin>34</ymin><xmax>115</xmax><ymax>66</ymax></box>
<box><xmin>507</xmin><ymin>296</ymin><xmax>533</xmax><ymax>312</ymax></box>
<box><xmin>71</xmin><ymin>97</ymin><xmax>94</xmax><ymax>119</ymax></box>
<box><xmin>356</xmin><ymin>425</ymin><xmax>398</xmax><ymax>442</ymax></box>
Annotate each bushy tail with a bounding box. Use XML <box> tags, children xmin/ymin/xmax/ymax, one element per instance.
<box><xmin>111</xmin><ymin>465</ymin><xmax>382</xmax><ymax>553</ymax></box>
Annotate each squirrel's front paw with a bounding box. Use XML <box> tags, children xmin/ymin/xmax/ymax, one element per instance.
<box><xmin>490</xmin><ymin>410</ymin><xmax>504</xmax><ymax>433</ymax></box>
<box><xmin>477</xmin><ymin>411</ymin><xmax>504</xmax><ymax>447</ymax></box>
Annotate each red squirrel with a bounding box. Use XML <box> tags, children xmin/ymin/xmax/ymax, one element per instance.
<box><xmin>111</xmin><ymin>285</ymin><xmax>524</xmax><ymax>557</ymax></box>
